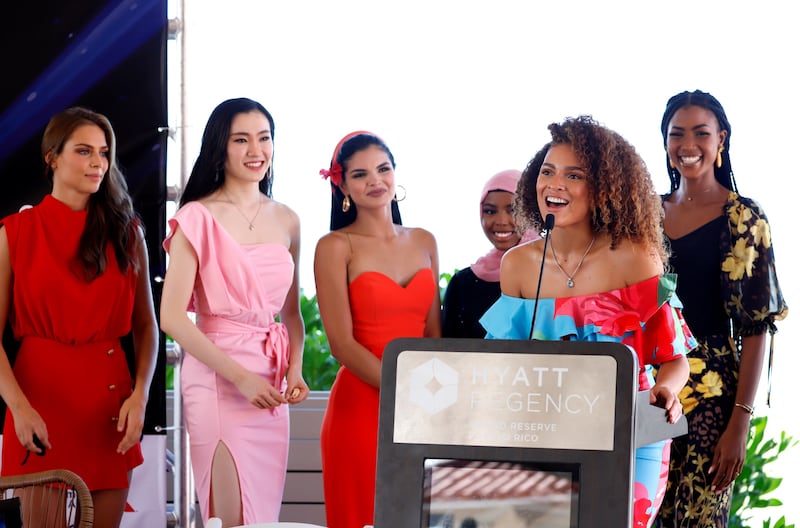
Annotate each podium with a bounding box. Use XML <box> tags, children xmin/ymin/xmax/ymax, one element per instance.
<box><xmin>374</xmin><ymin>338</ymin><xmax>687</xmax><ymax>528</ymax></box>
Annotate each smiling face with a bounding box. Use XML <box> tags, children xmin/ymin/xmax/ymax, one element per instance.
<box><xmin>536</xmin><ymin>143</ymin><xmax>591</xmax><ymax>228</ymax></box>
<box><xmin>339</xmin><ymin>144</ymin><xmax>395</xmax><ymax>209</ymax></box>
<box><xmin>666</xmin><ymin>105</ymin><xmax>726</xmax><ymax>183</ymax></box>
<box><xmin>481</xmin><ymin>190</ymin><xmax>520</xmax><ymax>251</ymax></box>
<box><xmin>224</xmin><ymin>110</ymin><xmax>273</xmax><ymax>183</ymax></box>
<box><xmin>49</xmin><ymin>123</ymin><xmax>109</xmax><ymax>201</ymax></box>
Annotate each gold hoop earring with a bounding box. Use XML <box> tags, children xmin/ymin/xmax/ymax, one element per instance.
<box><xmin>716</xmin><ymin>146</ymin><xmax>724</xmax><ymax>169</ymax></box>
<box><xmin>342</xmin><ymin>195</ymin><xmax>351</xmax><ymax>212</ymax></box>
<box><xmin>393</xmin><ymin>185</ymin><xmax>407</xmax><ymax>202</ymax></box>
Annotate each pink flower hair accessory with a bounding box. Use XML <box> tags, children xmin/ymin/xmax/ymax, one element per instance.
<box><xmin>319</xmin><ymin>165</ymin><xmax>343</xmax><ymax>187</ymax></box>
<box><xmin>319</xmin><ymin>130</ymin><xmax>379</xmax><ymax>190</ymax></box>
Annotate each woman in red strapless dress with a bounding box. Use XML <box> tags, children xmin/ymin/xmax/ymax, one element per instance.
<box><xmin>315</xmin><ymin>132</ymin><xmax>441</xmax><ymax>528</ymax></box>
<box><xmin>0</xmin><ymin>107</ymin><xmax>158</xmax><ymax>528</ymax></box>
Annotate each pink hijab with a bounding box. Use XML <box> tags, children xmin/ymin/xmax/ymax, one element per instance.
<box><xmin>470</xmin><ymin>169</ymin><xmax>523</xmax><ymax>282</ymax></box>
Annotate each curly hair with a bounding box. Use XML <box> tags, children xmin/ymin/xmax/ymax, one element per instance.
<box><xmin>516</xmin><ymin>115</ymin><xmax>667</xmax><ymax>261</ymax></box>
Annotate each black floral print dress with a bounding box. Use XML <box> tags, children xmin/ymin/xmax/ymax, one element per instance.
<box><xmin>657</xmin><ymin>192</ymin><xmax>788</xmax><ymax>527</ymax></box>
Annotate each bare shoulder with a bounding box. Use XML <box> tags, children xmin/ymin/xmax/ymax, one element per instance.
<box><xmin>403</xmin><ymin>226</ymin><xmax>437</xmax><ymax>247</ymax></box>
<box><xmin>315</xmin><ymin>230</ymin><xmax>349</xmax><ymax>257</ymax></box>
<box><xmin>0</xmin><ymin>225</ymin><xmax>8</xmax><ymax>255</ymax></box>
<box><xmin>267</xmin><ymin>198</ymin><xmax>298</xmax><ymax>218</ymax></box>
<box><xmin>132</xmin><ymin>222</ymin><xmax>149</xmax><ymax>257</ymax></box>
<box><xmin>500</xmin><ymin>240</ymin><xmax>542</xmax><ymax>296</ymax></box>
<box><xmin>0</xmin><ymin>226</ymin><xmax>10</xmax><ymax>286</ymax></box>
<box><xmin>134</xmin><ymin>220</ymin><xmax>147</xmax><ymax>241</ymax></box>
<box><xmin>611</xmin><ymin>239</ymin><xmax>663</xmax><ymax>283</ymax></box>
<box><xmin>504</xmin><ymin>239</ymin><xmax>540</xmax><ymax>269</ymax></box>
<box><xmin>267</xmin><ymin>198</ymin><xmax>300</xmax><ymax>230</ymax></box>
<box><xmin>196</xmin><ymin>195</ymin><xmax>222</xmax><ymax>214</ymax></box>
<box><xmin>314</xmin><ymin>231</ymin><xmax>351</xmax><ymax>281</ymax></box>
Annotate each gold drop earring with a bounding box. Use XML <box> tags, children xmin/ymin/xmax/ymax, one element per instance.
<box><xmin>342</xmin><ymin>195</ymin><xmax>351</xmax><ymax>212</ymax></box>
<box><xmin>716</xmin><ymin>145</ymin><xmax>724</xmax><ymax>169</ymax></box>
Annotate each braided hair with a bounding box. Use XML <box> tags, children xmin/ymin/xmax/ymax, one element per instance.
<box><xmin>660</xmin><ymin>90</ymin><xmax>738</xmax><ymax>193</ymax></box>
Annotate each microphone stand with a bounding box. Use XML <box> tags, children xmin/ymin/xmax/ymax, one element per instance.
<box><xmin>529</xmin><ymin>214</ymin><xmax>555</xmax><ymax>339</ymax></box>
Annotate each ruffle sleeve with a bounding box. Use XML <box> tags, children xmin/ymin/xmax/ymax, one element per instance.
<box><xmin>163</xmin><ymin>202</ymin><xmax>234</xmax><ymax>314</ymax></box>
<box><xmin>481</xmin><ymin>275</ymin><xmax>696</xmax><ymax>368</ymax></box>
<box><xmin>721</xmin><ymin>194</ymin><xmax>788</xmax><ymax>337</ymax></box>
<box><xmin>480</xmin><ymin>294</ymin><xmax>539</xmax><ymax>340</ymax></box>
<box><xmin>163</xmin><ymin>201</ymin><xmax>209</xmax><ymax>262</ymax></box>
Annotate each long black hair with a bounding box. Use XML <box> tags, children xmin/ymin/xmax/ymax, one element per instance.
<box><xmin>328</xmin><ymin>134</ymin><xmax>402</xmax><ymax>230</ymax></box>
<box><xmin>180</xmin><ymin>98</ymin><xmax>275</xmax><ymax>206</ymax></box>
<box><xmin>660</xmin><ymin>89</ymin><xmax>737</xmax><ymax>193</ymax></box>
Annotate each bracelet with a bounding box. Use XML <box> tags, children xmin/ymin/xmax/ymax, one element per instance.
<box><xmin>734</xmin><ymin>402</ymin><xmax>755</xmax><ymax>415</ymax></box>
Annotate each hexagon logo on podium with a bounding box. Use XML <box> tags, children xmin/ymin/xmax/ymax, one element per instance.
<box><xmin>408</xmin><ymin>358</ymin><xmax>459</xmax><ymax>414</ymax></box>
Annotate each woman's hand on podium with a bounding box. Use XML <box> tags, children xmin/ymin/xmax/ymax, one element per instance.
<box><xmin>649</xmin><ymin>384</ymin><xmax>683</xmax><ymax>424</ymax></box>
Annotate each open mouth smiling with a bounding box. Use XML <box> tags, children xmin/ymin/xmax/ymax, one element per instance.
<box><xmin>545</xmin><ymin>196</ymin><xmax>569</xmax><ymax>208</ymax></box>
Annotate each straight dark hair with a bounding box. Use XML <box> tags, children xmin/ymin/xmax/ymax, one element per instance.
<box><xmin>329</xmin><ymin>134</ymin><xmax>402</xmax><ymax>230</ymax></box>
<box><xmin>181</xmin><ymin>98</ymin><xmax>276</xmax><ymax>206</ymax></box>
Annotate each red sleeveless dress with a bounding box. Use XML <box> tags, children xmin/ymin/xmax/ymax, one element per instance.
<box><xmin>1</xmin><ymin>195</ymin><xmax>142</xmax><ymax>489</ymax></box>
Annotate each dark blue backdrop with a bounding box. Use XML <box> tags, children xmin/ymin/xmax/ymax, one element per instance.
<box><xmin>0</xmin><ymin>0</ymin><xmax>168</xmax><ymax>434</ymax></box>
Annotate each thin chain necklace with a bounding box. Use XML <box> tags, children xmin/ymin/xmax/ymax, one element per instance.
<box><xmin>550</xmin><ymin>235</ymin><xmax>596</xmax><ymax>288</ymax></box>
<box><xmin>223</xmin><ymin>189</ymin><xmax>263</xmax><ymax>231</ymax></box>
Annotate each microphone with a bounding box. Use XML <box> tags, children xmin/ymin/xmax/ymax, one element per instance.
<box><xmin>529</xmin><ymin>213</ymin><xmax>555</xmax><ymax>339</ymax></box>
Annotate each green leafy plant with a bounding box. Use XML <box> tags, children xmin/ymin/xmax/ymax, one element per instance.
<box><xmin>300</xmin><ymin>290</ymin><xmax>339</xmax><ymax>390</ymax></box>
<box><xmin>729</xmin><ymin>415</ymin><xmax>797</xmax><ymax>528</ymax></box>
<box><xmin>439</xmin><ymin>269</ymin><xmax>455</xmax><ymax>303</ymax></box>
<box><xmin>165</xmin><ymin>335</ymin><xmax>175</xmax><ymax>391</ymax></box>
<box><xmin>166</xmin><ymin>364</ymin><xmax>175</xmax><ymax>391</ymax></box>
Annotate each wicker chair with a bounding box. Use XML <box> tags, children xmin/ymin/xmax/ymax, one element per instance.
<box><xmin>0</xmin><ymin>469</ymin><xmax>94</xmax><ymax>527</ymax></box>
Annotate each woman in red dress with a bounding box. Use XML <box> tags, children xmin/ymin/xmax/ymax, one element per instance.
<box><xmin>0</xmin><ymin>107</ymin><xmax>158</xmax><ymax>528</ymax></box>
<box><xmin>315</xmin><ymin>132</ymin><xmax>441</xmax><ymax>528</ymax></box>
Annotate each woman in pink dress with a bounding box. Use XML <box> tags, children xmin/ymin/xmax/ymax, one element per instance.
<box><xmin>160</xmin><ymin>98</ymin><xmax>308</xmax><ymax>526</ymax></box>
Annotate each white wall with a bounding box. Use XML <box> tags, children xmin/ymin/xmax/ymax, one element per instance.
<box><xmin>171</xmin><ymin>1</ymin><xmax>799</xmax><ymax>522</ymax></box>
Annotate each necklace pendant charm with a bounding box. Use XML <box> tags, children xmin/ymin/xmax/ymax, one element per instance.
<box><xmin>248</xmin><ymin>224</ymin><xmax>255</xmax><ymax>231</ymax></box>
<box><xmin>551</xmin><ymin>235</ymin><xmax>596</xmax><ymax>291</ymax></box>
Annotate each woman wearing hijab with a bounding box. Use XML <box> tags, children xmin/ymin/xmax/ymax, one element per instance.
<box><xmin>442</xmin><ymin>169</ymin><xmax>530</xmax><ymax>338</ymax></box>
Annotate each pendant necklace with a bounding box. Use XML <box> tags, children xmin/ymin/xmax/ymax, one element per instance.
<box><xmin>550</xmin><ymin>235</ymin><xmax>596</xmax><ymax>288</ymax></box>
<box><xmin>223</xmin><ymin>189</ymin><xmax>263</xmax><ymax>231</ymax></box>
<box><xmin>684</xmin><ymin>186</ymin><xmax>714</xmax><ymax>203</ymax></box>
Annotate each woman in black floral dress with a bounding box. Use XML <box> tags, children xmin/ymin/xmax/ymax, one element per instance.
<box><xmin>656</xmin><ymin>90</ymin><xmax>788</xmax><ymax>527</ymax></box>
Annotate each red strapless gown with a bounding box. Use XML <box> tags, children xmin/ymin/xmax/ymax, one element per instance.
<box><xmin>320</xmin><ymin>268</ymin><xmax>436</xmax><ymax>528</ymax></box>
